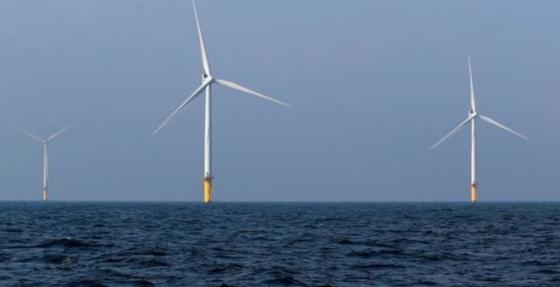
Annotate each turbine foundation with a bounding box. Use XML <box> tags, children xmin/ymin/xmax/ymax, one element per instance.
<box><xmin>470</xmin><ymin>184</ymin><xmax>478</xmax><ymax>202</ymax></box>
<box><xmin>43</xmin><ymin>190</ymin><xmax>48</xmax><ymax>201</ymax></box>
<box><xmin>203</xmin><ymin>177</ymin><xmax>212</xmax><ymax>204</ymax></box>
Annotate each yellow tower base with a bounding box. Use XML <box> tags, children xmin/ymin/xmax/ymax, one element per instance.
<box><xmin>203</xmin><ymin>178</ymin><xmax>212</xmax><ymax>204</ymax></box>
<box><xmin>470</xmin><ymin>184</ymin><xmax>478</xmax><ymax>203</ymax></box>
<box><xmin>43</xmin><ymin>190</ymin><xmax>48</xmax><ymax>201</ymax></box>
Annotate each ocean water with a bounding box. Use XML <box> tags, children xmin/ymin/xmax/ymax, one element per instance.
<box><xmin>0</xmin><ymin>202</ymin><xmax>559</xmax><ymax>286</ymax></box>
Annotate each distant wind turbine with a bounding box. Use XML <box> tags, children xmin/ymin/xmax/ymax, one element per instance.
<box><xmin>430</xmin><ymin>57</ymin><xmax>528</xmax><ymax>202</ymax></box>
<box><xmin>11</xmin><ymin>124</ymin><xmax>71</xmax><ymax>201</ymax></box>
<box><xmin>152</xmin><ymin>0</ymin><xmax>289</xmax><ymax>204</ymax></box>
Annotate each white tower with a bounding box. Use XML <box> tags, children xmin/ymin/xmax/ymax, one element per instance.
<box><xmin>11</xmin><ymin>124</ymin><xmax>71</xmax><ymax>201</ymax></box>
<box><xmin>152</xmin><ymin>0</ymin><xmax>289</xmax><ymax>203</ymax></box>
<box><xmin>431</xmin><ymin>57</ymin><xmax>528</xmax><ymax>202</ymax></box>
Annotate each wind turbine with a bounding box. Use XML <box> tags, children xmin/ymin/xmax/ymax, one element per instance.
<box><xmin>430</xmin><ymin>57</ymin><xmax>528</xmax><ymax>202</ymax></box>
<box><xmin>152</xmin><ymin>0</ymin><xmax>289</xmax><ymax>204</ymax></box>
<box><xmin>11</xmin><ymin>124</ymin><xmax>71</xmax><ymax>201</ymax></box>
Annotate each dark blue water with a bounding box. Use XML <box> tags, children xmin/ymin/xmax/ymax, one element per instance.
<box><xmin>1</xmin><ymin>202</ymin><xmax>559</xmax><ymax>286</ymax></box>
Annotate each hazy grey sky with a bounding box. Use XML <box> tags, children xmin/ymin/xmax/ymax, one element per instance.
<box><xmin>0</xmin><ymin>0</ymin><xmax>558</xmax><ymax>201</ymax></box>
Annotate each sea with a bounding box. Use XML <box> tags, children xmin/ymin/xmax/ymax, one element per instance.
<box><xmin>0</xmin><ymin>202</ymin><xmax>559</xmax><ymax>286</ymax></box>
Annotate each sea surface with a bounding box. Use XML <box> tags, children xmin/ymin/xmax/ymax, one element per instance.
<box><xmin>0</xmin><ymin>202</ymin><xmax>559</xmax><ymax>286</ymax></box>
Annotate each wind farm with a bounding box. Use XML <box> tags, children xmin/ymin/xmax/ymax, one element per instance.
<box><xmin>3</xmin><ymin>1</ymin><xmax>560</xmax><ymax>286</ymax></box>
<box><xmin>152</xmin><ymin>0</ymin><xmax>289</xmax><ymax>204</ymax></box>
<box><xmin>430</xmin><ymin>57</ymin><xmax>529</xmax><ymax>202</ymax></box>
<box><xmin>11</xmin><ymin>124</ymin><xmax>71</xmax><ymax>201</ymax></box>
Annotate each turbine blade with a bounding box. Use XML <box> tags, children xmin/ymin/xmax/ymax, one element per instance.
<box><xmin>10</xmin><ymin>124</ymin><xmax>44</xmax><ymax>142</ymax></box>
<box><xmin>152</xmin><ymin>81</ymin><xmax>210</xmax><ymax>136</ymax></box>
<box><xmin>430</xmin><ymin>115</ymin><xmax>475</xmax><ymax>150</ymax></box>
<box><xmin>215</xmin><ymin>79</ymin><xmax>289</xmax><ymax>107</ymax></box>
<box><xmin>468</xmin><ymin>56</ymin><xmax>476</xmax><ymax>113</ymax></box>
<box><xmin>479</xmin><ymin>115</ymin><xmax>529</xmax><ymax>141</ymax></box>
<box><xmin>192</xmin><ymin>0</ymin><xmax>211</xmax><ymax>76</ymax></box>
<box><xmin>47</xmin><ymin>125</ymin><xmax>72</xmax><ymax>142</ymax></box>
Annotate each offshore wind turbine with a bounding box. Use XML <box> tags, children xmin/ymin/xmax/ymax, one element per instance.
<box><xmin>430</xmin><ymin>57</ymin><xmax>528</xmax><ymax>202</ymax></box>
<box><xmin>11</xmin><ymin>124</ymin><xmax>71</xmax><ymax>201</ymax></box>
<box><xmin>152</xmin><ymin>0</ymin><xmax>289</xmax><ymax>204</ymax></box>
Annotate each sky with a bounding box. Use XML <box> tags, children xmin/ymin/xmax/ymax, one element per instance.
<box><xmin>0</xmin><ymin>0</ymin><xmax>558</xmax><ymax>201</ymax></box>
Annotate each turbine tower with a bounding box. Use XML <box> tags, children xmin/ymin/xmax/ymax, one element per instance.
<box><xmin>430</xmin><ymin>57</ymin><xmax>528</xmax><ymax>202</ymax></box>
<box><xmin>153</xmin><ymin>0</ymin><xmax>289</xmax><ymax>204</ymax></box>
<box><xmin>11</xmin><ymin>124</ymin><xmax>71</xmax><ymax>201</ymax></box>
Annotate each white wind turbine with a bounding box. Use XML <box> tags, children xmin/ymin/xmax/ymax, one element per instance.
<box><xmin>430</xmin><ymin>57</ymin><xmax>528</xmax><ymax>202</ymax></box>
<box><xmin>11</xmin><ymin>124</ymin><xmax>71</xmax><ymax>201</ymax></box>
<box><xmin>152</xmin><ymin>0</ymin><xmax>289</xmax><ymax>204</ymax></box>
